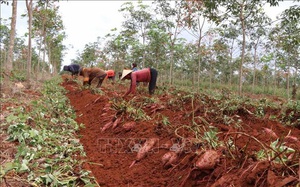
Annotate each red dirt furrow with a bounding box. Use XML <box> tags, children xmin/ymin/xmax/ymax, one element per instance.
<box><xmin>62</xmin><ymin>76</ymin><xmax>300</xmax><ymax>187</ymax></box>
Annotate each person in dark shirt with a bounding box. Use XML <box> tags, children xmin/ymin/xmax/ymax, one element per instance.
<box><xmin>63</xmin><ymin>64</ymin><xmax>81</xmax><ymax>77</ymax></box>
<box><xmin>121</xmin><ymin>68</ymin><xmax>158</xmax><ymax>96</ymax></box>
<box><xmin>79</xmin><ymin>67</ymin><xmax>107</xmax><ymax>88</ymax></box>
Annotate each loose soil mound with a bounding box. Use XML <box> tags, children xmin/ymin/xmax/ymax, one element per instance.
<box><xmin>62</xmin><ymin>75</ymin><xmax>300</xmax><ymax>187</ymax></box>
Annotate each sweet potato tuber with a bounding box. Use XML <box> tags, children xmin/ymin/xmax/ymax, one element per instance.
<box><xmin>284</xmin><ymin>135</ymin><xmax>298</xmax><ymax>143</ymax></box>
<box><xmin>103</xmin><ymin>103</ymin><xmax>111</xmax><ymax>112</ymax></box>
<box><xmin>161</xmin><ymin>151</ymin><xmax>178</xmax><ymax>168</ymax></box>
<box><xmin>162</xmin><ymin>152</ymin><xmax>174</xmax><ymax>165</ymax></box>
<box><xmin>195</xmin><ymin>150</ymin><xmax>220</xmax><ymax>170</ymax></box>
<box><xmin>123</xmin><ymin>121</ymin><xmax>136</xmax><ymax>131</ymax></box>
<box><xmin>262</xmin><ymin>127</ymin><xmax>278</xmax><ymax>139</ymax></box>
<box><xmin>101</xmin><ymin>112</ymin><xmax>107</xmax><ymax>117</ymax></box>
<box><xmin>112</xmin><ymin>117</ymin><xmax>122</xmax><ymax>129</ymax></box>
<box><xmin>180</xmin><ymin>150</ymin><xmax>220</xmax><ymax>187</ymax></box>
<box><xmin>129</xmin><ymin>138</ymin><xmax>158</xmax><ymax>168</ymax></box>
<box><xmin>101</xmin><ymin>121</ymin><xmax>113</xmax><ymax>132</ymax></box>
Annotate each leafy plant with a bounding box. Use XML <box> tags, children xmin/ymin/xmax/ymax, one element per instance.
<box><xmin>1</xmin><ymin>76</ymin><xmax>97</xmax><ymax>186</ymax></box>
<box><xmin>111</xmin><ymin>97</ymin><xmax>151</xmax><ymax>121</ymax></box>
<box><xmin>161</xmin><ymin>115</ymin><xmax>170</xmax><ymax>126</ymax></box>
<box><xmin>201</xmin><ymin>126</ymin><xmax>222</xmax><ymax>149</ymax></box>
<box><xmin>269</xmin><ymin>139</ymin><xmax>295</xmax><ymax>164</ymax></box>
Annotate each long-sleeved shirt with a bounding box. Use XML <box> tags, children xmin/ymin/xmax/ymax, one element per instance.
<box><xmin>80</xmin><ymin>67</ymin><xmax>106</xmax><ymax>84</ymax></box>
<box><xmin>125</xmin><ymin>68</ymin><xmax>151</xmax><ymax>96</ymax></box>
<box><xmin>64</xmin><ymin>64</ymin><xmax>80</xmax><ymax>75</ymax></box>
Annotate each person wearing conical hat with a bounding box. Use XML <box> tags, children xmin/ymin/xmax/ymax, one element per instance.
<box><xmin>79</xmin><ymin>67</ymin><xmax>107</xmax><ymax>88</ymax></box>
<box><xmin>121</xmin><ymin>67</ymin><xmax>158</xmax><ymax>96</ymax></box>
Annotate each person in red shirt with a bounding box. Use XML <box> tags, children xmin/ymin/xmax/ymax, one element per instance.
<box><xmin>105</xmin><ymin>70</ymin><xmax>115</xmax><ymax>81</ymax></box>
<box><xmin>121</xmin><ymin>68</ymin><xmax>158</xmax><ymax>96</ymax></box>
<box><xmin>79</xmin><ymin>67</ymin><xmax>107</xmax><ymax>88</ymax></box>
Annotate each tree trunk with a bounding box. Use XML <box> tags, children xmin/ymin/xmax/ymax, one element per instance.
<box><xmin>229</xmin><ymin>39</ymin><xmax>234</xmax><ymax>86</ymax></box>
<box><xmin>252</xmin><ymin>40</ymin><xmax>259</xmax><ymax>92</ymax></box>
<box><xmin>47</xmin><ymin>43</ymin><xmax>52</xmax><ymax>75</ymax></box>
<box><xmin>292</xmin><ymin>66</ymin><xmax>298</xmax><ymax>100</ymax></box>
<box><xmin>26</xmin><ymin>0</ymin><xmax>33</xmax><ymax>85</ymax></box>
<box><xmin>273</xmin><ymin>56</ymin><xmax>277</xmax><ymax>95</ymax></box>
<box><xmin>209</xmin><ymin>59</ymin><xmax>212</xmax><ymax>89</ymax></box>
<box><xmin>238</xmin><ymin>2</ymin><xmax>246</xmax><ymax>96</ymax></box>
<box><xmin>169</xmin><ymin>45</ymin><xmax>174</xmax><ymax>85</ymax></box>
<box><xmin>286</xmin><ymin>59</ymin><xmax>290</xmax><ymax>100</ymax></box>
<box><xmin>6</xmin><ymin>0</ymin><xmax>17</xmax><ymax>74</ymax></box>
<box><xmin>37</xmin><ymin>0</ymin><xmax>48</xmax><ymax>80</ymax></box>
<box><xmin>197</xmin><ymin>17</ymin><xmax>205</xmax><ymax>92</ymax></box>
<box><xmin>42</xmin><ymin>26</ymin><xmax>47</xmax><ymax>79</ymax></box>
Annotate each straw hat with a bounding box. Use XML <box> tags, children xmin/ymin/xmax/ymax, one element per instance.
<box><xmin>121</xmin><ymin>69</ymin><xmax>133</xmax><ymax>80</ymax></box>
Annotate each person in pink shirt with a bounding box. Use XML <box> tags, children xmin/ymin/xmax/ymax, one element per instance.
<box><xmin>121</xmin><ymin>68</ymin><xmax>158</xmax><ymax>96</ymax></box>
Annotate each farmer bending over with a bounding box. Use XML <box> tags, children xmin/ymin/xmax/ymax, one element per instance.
<box><xmin>105</xmin><ymin>69</ymin><xmax>115</xmax><ymax>81</ymax></box>
<box><xmin>121</xmin><ymin>68</ymin><xmax>158</xmax><ymax>96</ymax></box>
<box><xmin>63</xmin><ymin>64</ymin><xmax>81</xmax><ymax>77</ymax></box>
<box><xmin>80</xmin><ymin>67</ymin><xmax>107</xmax><ymax>88</ymax></box>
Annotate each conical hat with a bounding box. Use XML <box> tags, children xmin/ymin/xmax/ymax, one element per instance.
<box><xmin>121</xmin><ymin>69</ymin><xmax>133</xmax><ymax>80</ymax></box>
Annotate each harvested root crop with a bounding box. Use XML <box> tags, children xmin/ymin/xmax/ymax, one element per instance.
<box><xmin>101</xmin><ymin>121</ymin><xmax>113</xmax><ymax>132</ymax></box>
<box><xmin>123</xmin><ymin>121</ymin><xmax>136</xmax><ymax>131</ymax></box>
<box><xmin>129</xmin><ymin>138</ymin><xmax>158</xmax><ymax>168</ymax></box>
<box><xmin>195</xmin><ymin>149</ymin><xmax>220</xmax><ymax>170</ymax></box>
<box><xmin>262</xmin><ymin>127</ymin><xmax>278</xmax><ymax>139</ymax></box>
<box><xmin>180</xmin><ymin>150</ymin><xmax>221</xmax><ymax>187</ymax></box>
<box><xmin>112</xmin><ymin>117</ymin><xmax>122</xmax><ymax>129</ymax></box>
<box><xmin>161</xmin><ymin>151</ymin><xmax>179</xmax><ymax>168</ymax></box>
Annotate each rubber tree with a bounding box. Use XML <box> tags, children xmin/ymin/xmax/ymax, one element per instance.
<box><xmin>154</xmin><ymin>0</ymin><xmax>185</xmax><ymax>85</ymax></box>
<box><xmin>180</xmin><ymin>0</ymin><xmax>215</xmax><ymax>90</ymax></box>
<box><xmin>183</xmin><ymin>0</ymin><xmax>300</xmax><ymax>96</ymax></box>
<box><xmin>102</xmin><ymin>29</ymin><xmax>126</xmax><ymax>72</ymax></box>
<box><xmin>25</xmin><ymin>0</ymin><xmax>33</xmax><ymax>84</ymax></box>
<box><xmin>246</xmin><ymin>9</ymin><xmax>272</xmax><ymax>92</ymax></box>
<box><xmin>278</xmin><ymin>7</ymin><xmax>300</xmax><ymax>99</ymax></box>
<box><xmin>146</xmin><ymin>20</ymin><xmax>169</xmax><ymax>70</ymax></box>
<box><xmin>0</xmin><ymin>23</ymin><xmax>10</xmax><ymax>65</ymax></box>
<box><xmin>217</xmin><ymin>24</ymin><xmax>240</xmax><ymax>86</ymax></box>
<box><xmin>211</xmin><ymin>36</ymin><xmax>231</xmax><ymax>85</ymax></box>
<box><xmin>5</xmin><ymin>0</ymin><xmax>17</xmax><ymax>76</ymax></box>
<box><xmin>103</xmin><ymin>28</ymin><xmax>138</xmax><ymax>71</ymax></box>
<box><xmin>32</xmin><ymin>0</ymin><xmax>50</xmax><ymax>79</ymax></box>
<box><xmin>118</xmin><ymin>1</ymin><xmax>152</xmax><ymax>69</ymax></box>
<box><xmin>80</xmin><ymin>43</ymin><xmax>98</xmax><ymax>68</ymax></box>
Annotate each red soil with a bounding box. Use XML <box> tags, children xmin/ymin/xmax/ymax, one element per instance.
<box><xmin>62</xmin><ymin>76</ymin><xmax>300</xmax><ymax>187</ymax></box>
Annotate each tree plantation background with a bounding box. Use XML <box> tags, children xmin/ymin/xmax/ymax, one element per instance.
<box><xmin>1</xmin><ymin>0</ymin><xmax>299</xmax><ymax>99</ymax></box>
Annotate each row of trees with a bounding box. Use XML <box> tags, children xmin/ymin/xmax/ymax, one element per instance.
<box><xmin>1</xmin><ymin>0</ymin><xmax>299</xmax><ymax>98</ymax></box>
<box><xmin>72</xmin><ymin>0</ymin><xmax>299</xmax><ymax>98</ymax></box>
<box><xmin>1</xmin><ymin>0</ymin><xmax>65</xmax><ymax>84</ymax></box>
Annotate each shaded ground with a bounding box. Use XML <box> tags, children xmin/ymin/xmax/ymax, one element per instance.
<box><xmin>61</xmin><ymin>74</ymin><xmax>300</xmax><ymax>187</ymax></box>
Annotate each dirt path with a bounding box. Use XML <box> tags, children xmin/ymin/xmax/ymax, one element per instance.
<box><xmin>62</xmin><ymin>77</ymin><xmax>300</xmax><ymax>187</ymax></box>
